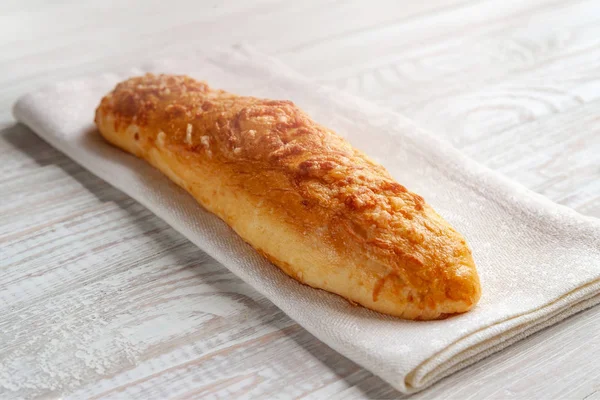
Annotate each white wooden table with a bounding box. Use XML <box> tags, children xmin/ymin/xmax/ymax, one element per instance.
<box><xmin>1</xmin><ymin>1</ymin><xmax>599</xmax><ymax>398</ymax></box>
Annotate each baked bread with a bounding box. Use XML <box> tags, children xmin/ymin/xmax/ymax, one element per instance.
<box><xmin>95</xmin><ymin>74</ymin><xmax>481</xmax><ymax>320</ymax></box>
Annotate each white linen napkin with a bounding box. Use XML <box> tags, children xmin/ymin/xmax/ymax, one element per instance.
<box><xmin>13</xmin><ymin>46</ymin><xmax>600</xmax><ymax>394</ymax></box>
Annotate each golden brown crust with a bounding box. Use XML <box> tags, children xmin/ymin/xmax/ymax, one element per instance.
<box><xmin>95</xmin><ymin>73</ymin><xmax>481</xmax><ymax>320</ymax></box>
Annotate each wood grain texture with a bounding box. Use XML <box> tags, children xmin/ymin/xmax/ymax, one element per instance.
<box><xmin>0</xmin><ymin>0</ymin><xmax>599</xmax><ymax>398</ymax></box>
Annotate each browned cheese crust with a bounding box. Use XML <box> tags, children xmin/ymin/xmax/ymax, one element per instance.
<box><xmin>95</xmin><ymin>74</ymin><xmax>481</xmax><ymax>320</ymax></box>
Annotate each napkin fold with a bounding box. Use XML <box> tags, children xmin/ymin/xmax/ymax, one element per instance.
<box><xmin>13</xmin><ymin>46</ymin><xmax>600</xmax><ymax>394</ymax></box>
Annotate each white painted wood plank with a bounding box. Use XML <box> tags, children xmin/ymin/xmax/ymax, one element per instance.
<box><xmin>306</xmin><ymin>0</ymin><xmax>600</xmax><ymax>141</ymax></box>
<box><xmin>280</xmin><ymin>0</ymin><xmax>600</xmax><ymax>78</ymax></box>
<box><xmin>0</xmin><ymin>0</ymin><xmax>467</xmax><ymax>120</ymax></box>
<box><xmin>462</xmin><ymin>101</ymin><xmax>600</xmax><ymax>218</ymax></box>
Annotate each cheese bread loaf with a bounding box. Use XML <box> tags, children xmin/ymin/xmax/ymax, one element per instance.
<box><xmin>95</xmin><ymin>74</ymin><xmax>481</xmax><ymax>320</ymax></box>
